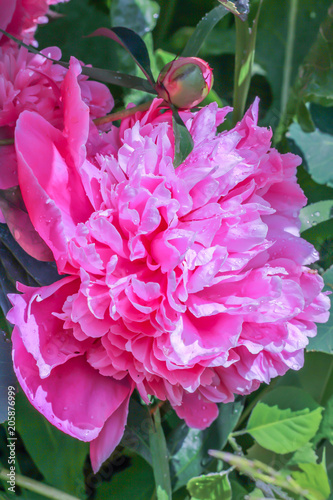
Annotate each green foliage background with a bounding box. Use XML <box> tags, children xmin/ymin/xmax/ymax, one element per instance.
<box><xmin>1</xmin><ymin>0</ymin><xmax>333</xmax><ymax>499</ymax></box>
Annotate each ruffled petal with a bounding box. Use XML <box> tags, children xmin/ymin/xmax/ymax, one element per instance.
<box><xmin>90</xmin><ymin>390</ymin><xmax>132</xmax><ymax>473</ymax></box>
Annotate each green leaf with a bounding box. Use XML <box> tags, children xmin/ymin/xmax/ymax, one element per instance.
<box><xmin>246</xmin><ymin>489</ymin><xmax>267</xmax><ymax>499</ymax></box>
<box><xmin>300</xmin><ymin>200</ymin><xmax>333</xmax><ymax>232</ymax></box>
<box><xmin>201</xmin><ymin>88</ymin><xmax>229</xmax><ymax>111</ymax></box>
<box><xmin>246</xmin><ymin>442</ymin><xmax>279</xmax><ymax>468</ymax></box>
<box><xmin>209</xmin><ymin>450</ymin><xmax>314</xmax><ymax>499</ymax></box>
<box><xmin>0</xmin><ymin>307</ymin><xmax>11</xmax><ymax>336</ymax></box>
<box><xmin>172</xmin><ymin>110</ymin><xmax>194</xmax><ymax>168</ymax></box>
<box><xmin>181</xmin><ymin>5</ymin><xmax>230</xmax><ymax>58</ymax></box>
<box><xmin>238</xmin><ymin>51</ymin><xmax>253</xmax><ymax>87</ymax></box>
<box><xmin>246</xmin><ymin>401</ymin><xmax>323</xmax><ymax>454</ymax></box>
<box><xmin>36</xmin><ymin>0</ymin><xmax>118</xmax><ymax>69</ymax></box>
<box><xmin>296</xmin><ymin>164</ymin><xmax>333</xmax><ymax>205</ymax></box>
<box><xmin>94</xmin><ymin>455</ymin><xmax>154</xmax><ymax>500</ymax></box>
<box><xmin>315</xmin><ymin>395</ymin><xmax>333</xmax><ymax>445</ymax></box>
<box><xmin>123</xmin><ymin>32</ymin><xmax>160</xmax><ymax>104</ymax></box>
<box><xmin>0</xmin><ymin>242</ymin><xmax>29</xmax><ymax>290</ymax></box>
<box><xmin>297</xmin><ymin>100</ymin><xmax>316</xmax><ymax>133</ymax></box>
<box><xmin>155</xmin><ymin>49</ymin><xmax>176</xmax><ymax>73</ymax></box>
<box><xmin>169</xmin><ymin>427</ymin><xmax>206</xmax><ymax>491</ymax></box>
<box><xmin>0</xmin><ymin>27</ymin><xmax>155</xmax><ymax>94</ymax></box>
<box><xmin>169</xmin><ymin>399</ymin><xmax>244</xmax><ymax>491</ymax></box>
<box><xmin>307</xmin><ymin>267</ymin><xmax>333</xmax><ymax>354</ymax></box>
<box><xmin>301</xmin><ymin>220</ymin><xmax>333</xmax><ymax>270</ymax></box>
<box><xmin>0</xmin><ymin>334</ymin><xmax>16</xmax><ymax>424</ymax></box>
<box><xmin>302</xmin><ymin>5</ymin><xmax>333</xmax><ymax>103</ymax></box>
<box><xmin>261</xmin><ymin>386</ymin><xmax>321</xmax><ymax>412</ymax></box>
<box><xmin>187</xmin><ymin>473</ymin><xmax>231</xmax><ymax>500</ymax></box>
<box><xmin>274</xmin><ymin>3</ymin><xmax>333</xmax><ymax>143</ymax></box>
<box><xmin>257</xmin><ymin>0</ymin><xmax>332</xmax><ymax>120</ymax></box>
<box><xmin>0</xmin><ymin>224</ymin><xmax>61</xmax><ymax>287</ymax></box>
<box><xmin>80</xmin><ymin>66</ymin><xmax>156</xmax><ymax>93</ymax></box>
<box><xmin>0</xmin><ymin>267</ymin><xmax>14</xmax><ymax>315</ymax></box>
<box><xmin>291</xmin><ymin>463</ymin><xmax>331</xmax><ymax>500</ymax></box>
<box><xmin>296</xmin><ymin>353</ymin><xmax>333</xmax><ymax>406</ymax></box>
<box><xmin>289</xmin><ymin>123</ymin><xmax>333</xmax><ymax>187</ymax></box>
<box><xmin>230</xmin><ymin>479</ymin><xmax>248</xmax><ymax>500</ymax></box>
<box><xmin>110</xmin><ymin>0</ymin><xmax>160</xmax><ymax>37</ymax></box>
<box><xmin>311</xmin><ymin>104</ymin><xmax>333</xmax><ymax>135</ymax></box>
<box><xmin>89</xmin><ymin>27</ymin><xmax>155</xmax><ymax>84</ymax></box>
<box><xmin>121</xmin><ymin>398</ymin><xmax>152</xmax><ymax>465</ymax></box>
<box><xmin>15</xmin><ymin>391</ymin><xmax>88</xmax><ymax>497</ymax></box>
<box><xmin>149</xmin><ymin>408</ymin><xmax>172</xmax><ymax>500</ymax></box>
<box><xmin>287</xmin><ymin>443</ymin><xmax>318</xmax><ymax>467</ymax></box>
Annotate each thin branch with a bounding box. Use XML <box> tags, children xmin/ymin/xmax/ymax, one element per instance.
<box><xmin>0</xmin><ymin>469</ymin><xmax>80</xmax><ymax>500</ymax></box>
<box><xmin>93</xmin><ymin>100</ymin><xmax>153</xmax><ymax>126</ymax></box>
<box><xmin>281</xmin><ymin>0</ymin><xmax>299</xmax><ymax>114</ymax></box>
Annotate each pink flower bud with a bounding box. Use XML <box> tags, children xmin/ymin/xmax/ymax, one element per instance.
<box><xmin>156</xmin><ymin>57</ymin><xmax>213</xmax><ymax>109</ymax></box>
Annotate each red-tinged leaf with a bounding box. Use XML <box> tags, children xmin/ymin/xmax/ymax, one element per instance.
<box><xmin>88</xmin><ymin>27</ymin><xmax>155</xmax><ymax>85</ymax></box>
<box><xmin>0</xmin><ymin>28</ymin><xmax>155</xmax><ymax>94</ymax></box>
<box><xmin>0</xmin><ymin>187</ymin><xmax>53</xmax><ymax>262</ymax></box>
<box><xmin>81</xmin><ymin>66</ymin><xmax>156</xmax><ymax>93</ymax></box>
<box><xmin>0</xmin><ymin>28</ymin><xmax>68</xmax><ymax>67</ymax></box>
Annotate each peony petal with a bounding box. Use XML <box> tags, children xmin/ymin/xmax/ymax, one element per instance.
<box><xmin>0</xmin><ymin>0</ymin><xmax>16</xmax><ymax>40</ymax></box>
<box><xmin>15</xmin><ymin>110</ymin><xmax>92</xmax><ymax>269</ymax></box>
<box><xmin>174</xmin><ymin>391</ymin><xmax>218</xmax><ymax>429</ymax></box>
<box><xmin>90</xmin><ymin>390</ymin><xmax>132</xmax><ymax>473</ymax></box>
<box><xmin>12</xmin><ymin>329</ymin><xmax>131</xmax><ymax>442</ymax></box>
<box><xmin>62</xmin><ymin>57</ymin><xmax>90</xmax><ymax>170</ymax></box>
<box><xmin>0</xmin><ymin>187</ymin><xmax>53</xmax><ymax>261</ymax></box>
<box><xmin>7</xmin><ymin>277</ymin><xmax>86</xmax><ymax>377</ymax></box>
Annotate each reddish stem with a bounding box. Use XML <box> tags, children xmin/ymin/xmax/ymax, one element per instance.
<box><xmin>93</xmin><ymin>100</ymin><xmax>154</xmax><ymax>126</ymax></box>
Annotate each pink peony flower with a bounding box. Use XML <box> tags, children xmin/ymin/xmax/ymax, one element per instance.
<box><xmin>0</xmin><ymin>44</ymin><xmax>113</xmax><ymax>227</ymax></box>
<box><xmin>0</xmin><ymin>0</ymin><xmax>70</xmax><ymax>46</ymax></box>
<box><xmin>8</xmin><ymin>57</ymin><xmax>330</xmax><ymax>472</ymax></box>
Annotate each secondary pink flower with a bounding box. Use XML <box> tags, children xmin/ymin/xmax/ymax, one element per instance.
<box><xmin>0</xmin><ymin>0</ymin><xmax>70</xmax><ymax>46</ymax></box>
<box><xmin>0</xmin><ymin>44</ymin><xmax>113</xmax><ymax>230</ymax></box>
<box><xmin>8</xmin><ymin>57</ymin><xmax>330</xmax><ymax>472</ymax></box>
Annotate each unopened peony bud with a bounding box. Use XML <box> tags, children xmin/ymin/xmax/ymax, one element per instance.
<box><xmin>156</xmin><ymin>57</ymin><xmax>213</xmax><ymax>109</ymax></box>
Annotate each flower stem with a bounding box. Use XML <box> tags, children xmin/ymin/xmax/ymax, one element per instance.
<box><xmin>281</xmin><ymin>0</ymin><xmax>299</xmax><ymax>115</ymax></box>
<box><xmin>0</xmin><ymin>468</ymin><xmax>80</xmax><ymax>500</ymax></box>
<box><xmin>228</xmin><ymin>436</ymin><xmax>243</xmax><ymax>455</ymax></box>
<box><xmin>148</xmin><ymin>408</ymin><xmax>172</xmax><ymax>500</ymax></box>
<box><xmin>232</xmin><ymin>16</ymin><xmax>250</xmax><ymax>126</ymax></box>
<box><xmin>232</xmin><ymin>2</ymin><xmax>263</xmax><ymax>126</ymax></box>
<box><xmin>93</xmin><ymin>100</ymin><xmax>154</xmax><ymax>126</ymax></box>
<box><xmin>208</xmin><ymin>452</ymin><xmax>311</xmax><ymax>498</ymax></box>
